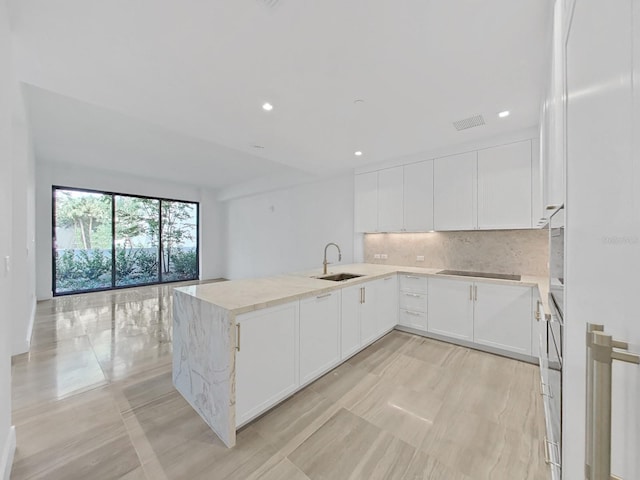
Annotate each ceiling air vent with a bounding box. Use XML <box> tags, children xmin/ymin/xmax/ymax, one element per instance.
<box><xmin>453</xmin><ymin>115</ymin><xmax>486</xmax><ymax>131</ymax></box>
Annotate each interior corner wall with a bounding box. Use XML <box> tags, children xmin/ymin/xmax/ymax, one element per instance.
<box><xmin>223</xmin><ymin>174</ymin><xmax>355</xmax><ymax>280</ymax></box>
<box><xmin>35</xmin><ymin>162</ymin><xmax>225</xmax><ymax>300</ymax></box>
<box><xmin>0</xmin><ymin>1</ymin><xmax>16</xmax><ymax>477</ymax></box>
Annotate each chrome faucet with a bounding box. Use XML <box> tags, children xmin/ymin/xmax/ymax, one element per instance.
<box><xmin>323</xmin><ymin>243</ymin><xmax>342</xmax><ymax>275</ymax></box>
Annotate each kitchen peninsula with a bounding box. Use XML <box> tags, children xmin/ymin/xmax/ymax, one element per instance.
<box><xmin>172</xmin><ymin>263</ymin><xmax>547</xmax><ymax>447</ymax></box>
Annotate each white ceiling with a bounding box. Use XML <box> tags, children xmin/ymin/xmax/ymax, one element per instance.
<box><xmin>9</xmin><ymin>0</ymin><xmax>553</xmax><ymax>190</ymax></box>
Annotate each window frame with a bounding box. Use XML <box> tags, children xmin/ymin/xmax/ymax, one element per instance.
<box><xmin>52</xmin><ymin>185</ymin><xmax>200</xmax><ymax>296</ymax></box>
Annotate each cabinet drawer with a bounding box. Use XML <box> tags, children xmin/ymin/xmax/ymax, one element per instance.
<box><xmin>399</xmin><ymin>274</ymin><xmax>428</xmax><ymax>293</ymax></box>
<box><xmin>399</xmin><ymin>309</ymin><xmax>427</xmax><ymax>331</ymax></box>
<box><xmin>399</xmin><ymin>291</ymin><xmax>427</xmax><ymax>312</ymax></box>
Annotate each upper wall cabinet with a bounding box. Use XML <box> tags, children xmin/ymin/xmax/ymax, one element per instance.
<box><xmin>433</xmin><ymin>151</ymin><xmax>477</xmax><ymax>231</ymax></box>
<box><xmin>404</xmin><ymin>160</ymin><xmax>434</xmax><ymax>231</ymax></box>
<box><xmin>355</xmin><ymin>137</ymin><xmax>538</xmax><ymax>233</ymax></box>
<box><xmin>477</xmin><ymin>140</ymin><xmax>533</xmax><ymax>229</ymax></box>
<box><xmin>354</xmin><ymin>171</ymin><xmax>378</xmax><ymax>232</ymax></box>
<box><xmin>377</xmin><ymin>167</ymin><xmax>404</xmax><ymax>232</ymax></box>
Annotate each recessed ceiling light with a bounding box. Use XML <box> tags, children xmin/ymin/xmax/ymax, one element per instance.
<box><xmin>354</xmin><ymin>151</ymin><xmax>363</xmax><ymax>156</ymax></box>
<box><xmin>498</xmin><ymin>110</ymin><xmax>510</xmax><ymax>118</ymax></box>
<box><xmin>262</xmin><ymin>102</ymin><xmax>273</xmax><ymax>111</ymax></box>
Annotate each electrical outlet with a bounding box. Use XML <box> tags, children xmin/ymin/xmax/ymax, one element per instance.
<box><xmin>416</xmin><ymin>255</ymin><xmax>425</xmax><ymax>262</ymax></box>
<box><xmin>381</xmin><ymin>254</ymin><xmax>388</xmax><ymax>260</ymax></box>
<box><xmin>374</xmin><ymin>254</ymin><xmax>381</xmax><ymax>259</ymax></box>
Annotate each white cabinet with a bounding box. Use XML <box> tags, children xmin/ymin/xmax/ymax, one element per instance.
<box><xmin>477</xmin><ymin>141</ymin><xmax>533</xmax><ymax>229</ymax></box>
<box><xmin>340</xmin><ymin>284</ymin><xmax>362</xmax><ymax>359</ymax></box>
<box><xmin>428</xmin><ymin>277</ymin><xmax>474</xmax><ymax>341</ymax></box>
<box><xmin>342</xmin><ymin>277</ymin><xmax>396</xmax><ymax>349</ymax></box>
<box><xmin>354</xmin><ymin>171</ymin><xmax>378</xmax><ymax>232</ymax></box>
<box><xmin>377</xmin><ymin>167</ymin><xmax>404</xmax><ymax>232</ymax></box>
<box><xmin>299</xmin><ymin>291</ymin><xmax>341</xmax><ymax>385</ymax></box>
<box><xmin>398</xmin><ymin>274</ymin><xmax>428</xmax><ymax>331</ymax></box>
<box><xmin>359</xmin><ymin>282</ymin><xmax>379</xmax><ymax>345</ymax></box>
<box><xmin>376</xmin><ymin>275</ymin><xmax>398</xmax><ymax>332</ymax></box>
<box><xmin>235</xmin><ymin>302</ymin><xmax>299</xmax><ymax>426</ymax></box>
<box><xmin>433</xmin><ymin>151</ymin><xmax>477</xmax><ymax>231</ymax></box>
<box><xmin>473</xmin><ymin>282</ymin><xmax>532</xmax><ymax>356</ymax></box>
<box><xmin>428</xmin><ymin>277</ymin><xmax>533</xmax><ymax>354</ymax></box>
<box><xmin>403</xmin><ymin>161</ymin><xmax>434</xmax><ymax>231</ymax></box>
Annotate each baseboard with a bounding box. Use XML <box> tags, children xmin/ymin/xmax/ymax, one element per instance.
<box><xmin>1</xmin><ymin>426</ymin><xmax>16</xmax><ymax>480</ymax></box>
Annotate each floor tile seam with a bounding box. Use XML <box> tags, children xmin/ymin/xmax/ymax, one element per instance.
<box><xmin>119</xmin><ymin>389</ymin><xmax>181</xmax><ymax>416</ymax></box>
<box><xmin>107</xmin><ymin>384</ymin><xmax>169</xmax><ymax>480</ymax></box>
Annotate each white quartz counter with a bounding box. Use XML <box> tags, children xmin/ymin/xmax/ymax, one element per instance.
<box><xmin>175</xmin><ymin>263</ymin><xmax>550</xmax><ymax>316</ymax></box>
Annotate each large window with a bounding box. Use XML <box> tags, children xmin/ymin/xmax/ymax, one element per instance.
<box><xmin>53</xmin><ymin>187</ymin><xmax>199</xmax><ymax>295</ymax></box>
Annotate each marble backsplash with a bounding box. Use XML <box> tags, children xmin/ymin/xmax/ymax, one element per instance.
<box><xmin>364</xmin><ymin>229</ymin><xmax>549</xmax><ymax>276</ymax></box>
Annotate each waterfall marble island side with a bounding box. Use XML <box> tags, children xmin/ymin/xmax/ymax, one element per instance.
<box><xmin>172</xmin><ymin>263</ymin><xmax>548</xmax><ymax>447</ymax></box>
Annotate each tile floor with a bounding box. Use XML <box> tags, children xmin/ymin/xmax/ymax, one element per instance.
<box><xmin>10</xmin><ymin>281</ymin><xmax>549</xmax><ymax>480</ymax></box>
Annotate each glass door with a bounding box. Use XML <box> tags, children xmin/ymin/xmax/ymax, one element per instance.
<box><xmin>53</xmin><ymin>189</ymin><xmax>113</xmax><ymax>294</ymax></box>
<box><xmin>115</xmin><ymin>195</ymin><xmax>160</xmax><ymax>287</ymax></box>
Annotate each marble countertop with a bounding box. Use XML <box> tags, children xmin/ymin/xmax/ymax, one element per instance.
<box><xmin>175</xmin><ymin>263</ymin><xmax>550</xmax><ymax>317</ymax></box>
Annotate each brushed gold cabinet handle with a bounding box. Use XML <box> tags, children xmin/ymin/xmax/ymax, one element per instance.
<box><xmin>236</xmin><ymin>323</ymin><xmax>241</xmax><ymax>352</ymax></box>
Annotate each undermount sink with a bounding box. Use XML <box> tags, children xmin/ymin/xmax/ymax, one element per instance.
<box><xmin>315</xmin><ymin>273</ymin><xmax>364</xmax><ymax>282</ymax></box>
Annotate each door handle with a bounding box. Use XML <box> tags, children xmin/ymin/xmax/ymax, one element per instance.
<box><xmin>474</xmin><ymin>285</ymin><xmax>478</xmax><ymax>301</ymax></box>
<box><xmin>469</xmin><ymin>285</ymin><xmax>473</xmax><ymax>301</ymax></box>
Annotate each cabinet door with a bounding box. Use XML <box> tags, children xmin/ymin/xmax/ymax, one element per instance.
<box><xmin>360</xmin><ymin>283</ymin><xmax>379</xmax><ymax>346</ymax></box>
<box><xmin>299</xmin><ymin>291</ymin><xmax>341</xmax><ymax>385</ymax></box>
<box><xmin>403</xmin><ymin>160</ymin><xmax>434</xmax><ymax>231</ymax></box>
<box><xmin>433</xmin><ymin>151</ymin><xmax>477</xmax><ymax>231</ymax></box>
<box><xmin>341</xmin><ymin>284</ymin><xmax>361</xmax><ymax>359</ymax></box>
<box><xmin>477</xmin><ymin>140</ymin><xmax>533</xmax><ymax>229</ymax></box>
<box><xmin>376</xmin><ymin>275</ymin><xmax>398</xmax><ymax>333</ymax></box>
<box><xmin>428</xmin><ymin>277</ymin><xmax>473</xmax><ymax>341</ymax></box>
<box><xmin>354</xmin><ymin>172</ymin><xmax>378</xmax><ymax>232</ymax></box>
<box><xmin>235</xmin><ymin>302</ymin><xmax>299</xmax><ymax>426</ymax></box>
<box><xmin>377</xmin><ymin>167</ymin><xmax>404</xmax><ymax>232</ymax></box>
<box><xmin>473</xmin><ymin>283</ymin><xmax>532</xmax><ymax>356</ymax></box>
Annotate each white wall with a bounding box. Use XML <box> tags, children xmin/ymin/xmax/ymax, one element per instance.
<box><xmin>11</xmin><ymin>83</ymin><xmax>36</xmax><ymax>355</ymax></box>
<box><xmin>224</xmin><ymin>174</ymin><xmax>355</xmax><ymax>279</ymax></box>
<box><xmin>0</xmin><ymin>1</ymin><xmax>16</xmax><ymax>478</ymax></box>
<box><xmin>35</xmin><ymin>162</ymin><xmax>225</xmax><ymax>300</ymax></box>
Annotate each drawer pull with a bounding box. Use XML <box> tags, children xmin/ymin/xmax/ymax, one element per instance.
<box><xmin>404</xmin><ymin>310</ymin><xmax>422</xmax><ymax>316</ymax></box>
<box><xmin>316</xmin><ymin>293</ymin><xmax>332</xmax><ymax>299</ymax></box>
<box><xmin>405</xmin><ymin>275</ymin><xmax>421</xmax><ymax>279</ymax></box>
<box><xmin>384</xmin><ymin>276</ymin><xmax>393</xmax><ymax>281</ymax></box>
<box><xmin>404</xmin><ymin>293</ymin><xmax>421</xmax><ymax>298</ymax></box>
<box><xmin>236</xmin><ymin>323</ymin><xmax>241</xmax><ymax>352</ymax></box>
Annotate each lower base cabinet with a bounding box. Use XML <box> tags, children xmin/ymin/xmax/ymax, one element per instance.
<box><xmin>473</xmin><ymin>283</ymin><xmax>532</xmax><ymax>356</ymax></box>
<box><xmin>235</xmin><ymin>302</ymin><xmax>299</xmax><ymax>426</ymax></box>
<box><xmin>428</xmin><ymin>277</ymin><xmax>474</xmax><ymax>341</ymax></box>
<box><xmin>299</xmin><ymin>291</ymin><xmax>341</xmax><ymax>384</ymax></box>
